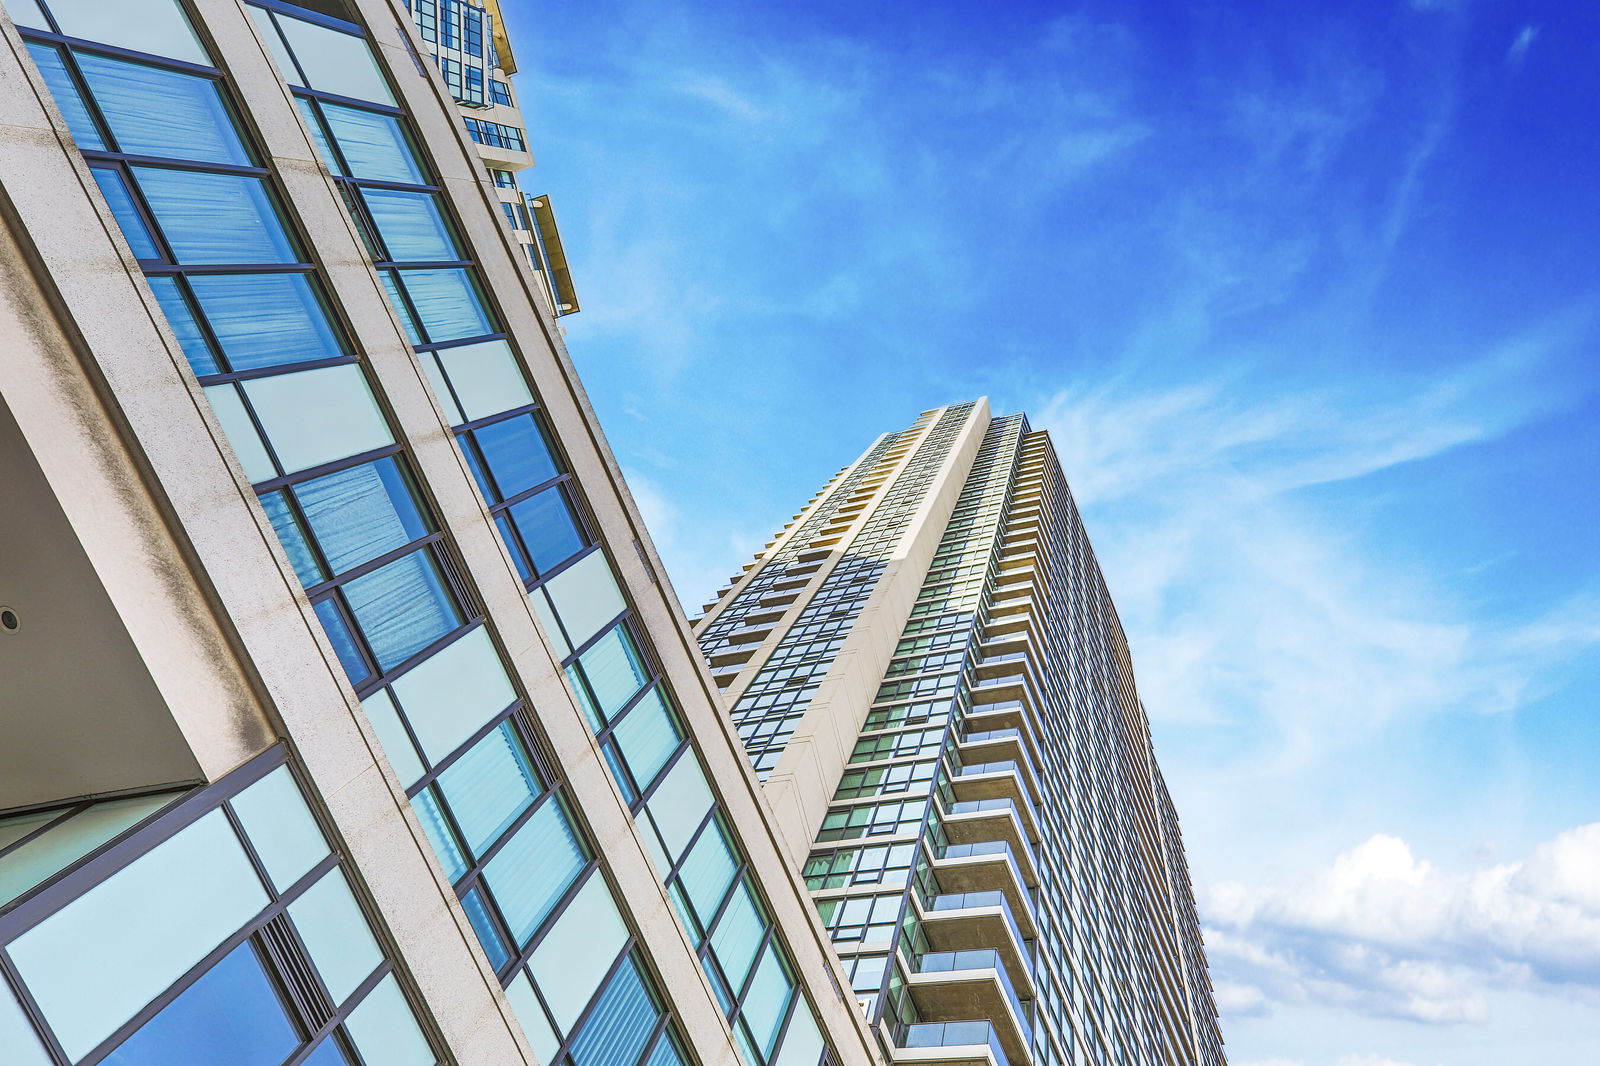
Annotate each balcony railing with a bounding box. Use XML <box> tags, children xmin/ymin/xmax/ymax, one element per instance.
<box><xmin>914</xmin><ymin>950</ymin><xmax>1031</xmax><ymax>1037</ymax></box>
<box><xmin>928</xmin><ymin>890</ymin><xmax>1031</xmax><ymax>948</ymax></box>
<box><xmin>899</xmin><ymin>1021</ymin><xmax>1010</xmax><ymax>1066</ymax></box>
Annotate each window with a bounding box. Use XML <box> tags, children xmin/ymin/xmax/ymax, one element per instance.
<box><xmin>253</xmin><ymin>5</ymin><xmax>395</xmax><ymax>105</ymax></box>
<box><xmin>464</xmin><ymin>117</ymin><xmax>526</xmax><ymax>152</ymax></box>
<box><xmin>501</xmin><ymin>201</ymin><xmax>525</xmax><ymax>230</ymax></box>
<box><xmin>490</xmin><ymin>79</ymin><xmax>513</xmax><ymax>107</ymax></box>
<box><xmin>491</xmin><ymin>168</ymin><xmax>517</xmax><ymax>187</ymax></box>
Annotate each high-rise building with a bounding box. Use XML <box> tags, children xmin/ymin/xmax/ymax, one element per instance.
<box><xmin>0</xmin><ymin>3</ymin><xmax>875</xmax><ymax>1066</ymax></box>
<box><xmin>695</xmin><ymin>401</ymin><xmax>1227</xmax><ymax>1066</ymax></box>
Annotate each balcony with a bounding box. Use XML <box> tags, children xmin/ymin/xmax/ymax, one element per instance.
<box><xmin>893</xmin><ymin>1021</ymin><xmax>1009</xmax><ymax>1066</ymax></box>
<box><xmin>957</xmin><ymin>732</ymin><xmax>1041</xmax><ymax>789</ymax></box>
<box><xmin>904</xmin><ymin>948</ymin><xmax>1031</xmax><ymax>1066</ymax></box>
<box><xmin>943</xmin><ymin>798</ymin><xmax>1038</xmax><ymax>864</ymax></box>
<box><xmin>923</xmin><ymin>887</ymin><xmax>1035</xmax><ymax>950</ymax></box>
<box><xmin>951</xmin><ymin>759</ymin><xmax>1040</xmax><ymax>811</ymax></box>
<box><xmin>935</xmin><ymin>837</ymin><xmax>1037</xmax><ymax>906</ymax></box>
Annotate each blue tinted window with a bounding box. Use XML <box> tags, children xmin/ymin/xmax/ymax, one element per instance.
<box><xmin>390</xmin><ymin>268</ymin><xmax>493</xmax><ymax>342</ymax></box>
<box><xmin>320</xmin><ymin>103</ymin><xmax>426</xmax><ymax>184</ymax></box>
<box><xmin>146</xmin><ymin>277</ymin><xmax>221</xmax><ymax>375</ymax></box>
<box><xmin>510</xmin><ymin>486</ymin><xmax>586</xmax><ymax>575</ymax></box>
<box><xmin>133</xmin><ymin>168</ymin><xmax>298</xmax><ymax>264</ymax></box>
<box><xmin>473</xmin><ymin>414</ymin><xmax>559</xmax><ymax>500</ymax></box>
<box><xmin>412</xmin><ymin>790</ymin><xmax>467</xmax><ymax>882</ymax></box>
<box><xmin>343</xmin><ymin>551</ymin><xmax>460</xmax><ymax>669</ymax></box>
<box><xmin>483</xmin><ymin>798</ymin><xmax>585</xmax><ymax>945</ymax></box>
<box><xmin>570</xmin><ymin>956</ymin><xmax>659</xmax><ymax>1066</ymax></box>
<box><xmin>89</xmin><ymin>167</ymin><xmax>160</xmax><ymax>260</ymax></box>
<box><xmin>361</xmin><ymin>189</ymin><xmax>458</xmax><ymax>262</ymax></box>
<box><xmin>75</xmin><ymin>53</ymin><xmax>249</xmax><ymax>166</ymax></box>
<box><xmin>578</xmin><ymin>626</ymin><xmax>648</xmax><ymax>722</ymax></box>
<box><xmin>437</xmin><ymin>721</ymin><xmax>540</xmax><ymax>856</ymax></box>
<box><xmin>380</xmin><ymin>272</ymin><xmax>422</xmax><ymax>344</ymax></box>
<box><xmin>25</xmin><ymin>43</ymin><xmax>106</xmax><ymax>149</ymax></box>
<box><xmin>99</xmin><ymin>943</ymin><xmax>297</xmax><ymax>1066</ymax></box>
<box><xmin>313</xmin><ymin>599</ymin><xmax>369</xmax><ymax>682</ymax></box>
<box><xmin>301</xmin><ymin>1039</ymin><xmax>350</xmax><ymax>1066</ymax></box>
<box><xmin>187</xmin><ymin>274</ymin><xmax>343</xmax><ymax>370</ymax></box>
<box><xmin>260</xmin><ymin>491</ymin><xmax>326</xmax><ymax>586</ymax></box>
<box><xmin>496</xmin><ymin>517</ymin><xmax>533</xmax><ymax>583</ymax></box>
<box><xmin>460</xmin><ymin>887</ymin><xmax>510</xmax><ymax>971</ymax></box>
<box><xmin>613</xmin><ymin>688</ymin><xmax>684</xmax><ymax>795</ymax></box>
<box><xmin>293</xmin><ymin>459</ymin><xmax>429</xmax><ymax>576</ymax></box>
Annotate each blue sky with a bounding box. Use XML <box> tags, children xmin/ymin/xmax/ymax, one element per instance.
<box><xmin>502</xmin><ymin>0</ymin><xmax>1600</xmax><ymax>1060</ymax></box>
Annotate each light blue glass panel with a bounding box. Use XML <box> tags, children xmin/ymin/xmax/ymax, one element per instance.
<box><xmin>0</xmin><ymin>794</ymin><xmax>174</xmax><ymax>907</ymax></box>
<box><xmin>362</xmin><ymin>689</ymin><xmax>424</xmax><ymax>787</ymax></box>
<box><xmin>543</xmin><ymin>550</ymin><xmax>625</xmax><ymax>651</ymax></box>
<box><xmin>230</xmin><ymin>764</ymin><xmax>328</xmax><ymax>893</ymax></box>
<box><xmin>24</xmin><ymin>42</ymin><xmax>105</xmax><ymax>149</ymax></box>
<box><xmin>646</xmin><ymin>752</ymin><xmax>713</xmax><ymax>863</ymax></box>
<box><xmin>392</xmin><ymin>268</ymin><xmax>493</xmax><ymax>343</ymax></box>
<box><xmin>241</xmin><ymin>364</ymin><xmax>393</xmax><ymax>476</ymax></box>
<box><xmin>7</xmin><ymin>0</ymin><xmax>48</xmax><ymax>30</ymax></box>
<box><xmin>0</xmin><ymin>978</ymin><xmax>51</xmax><ymax>1066</ymax></box>
<box><xmin>146</xmin><ymin>277</ymin><xmax>220</xmax><ymax>376</ymax></box>
<box><xmin>202</xmin><ymin>383</ymin><xmax>276</xmax><ymax>482</ymax></box>
<box><xmin>0</xmin><ymin>809</ymin><xmax>57</xmax><ymax>853</ymax></box>
<box><xmin>47</xmin><ymin>0</ymin><xmax>209</xmax><ymax>65</ymax></box>
<box><xmin>99</xmin><ymin>943</ymin><xmax>298</xmax><ymax>1066</ymax></box>
<box><xmin>505</xmin><ymin>972</ymin><xmax>559</xmax><ymax>1063</ymax></box>
<box><xmin>512</xmin><ymin>486</ymin><xmax>586</xmax><ymax>577</ymax></box>
<box><xmin>570</xmin><ymin>956</ymin><xmax>657</xmax><ymax>1066</ymax></box>
<box><xmin>483</xmin><ymin>798</ymin><xmax>584</xmax><ymax>945</ymax></box>
<box><xmin>677</xmin><ymin>820</ymin><xmax>736</xmax><ymax>930</ymax></box>
<box><xmin>613</xmin><ymin>687</ymin><xmax>681</xmax><ymax>791</ymax></box>
<box><xmin>389</xmin><ymin>628</ymin><xmax>515</xmax><ymax>762</ymax></box>
<box><xmin>435</xmin><ymin>340</ymin><xmax>531</xmax><ymax>423</ymax></box>
<box><xmin>75</xmin><ymin>53</ymin><xmax>248</xmax><ymax>165</ymax></box>
<box><xmin>259</xmin><ymin>491</ymin><xmax>324</xmax><ymax>586</ymax></box>
<box><xmin>771</xmin><ymin>1006</ymin><xmax>823</xmax><ymax>1066</ymax></box>
<box><xmin>740</xmin><ymin>944</ymin><xmax>795</xmax><ymax>1056</ymax></box>
<box><xmin>578</xmin><ymin>626</ymin><xmax>647</xmax><ymax>724</ymax></box>
<box><xmin>313</xmin><ymin>598</ymin><xmax>368</xmax><ymax>682</ymax></box>
<box><xmin>362</xmin><ymin>188</ymin><xmax>458</xmax><ymax>262</ymax></box>
<box><xmin>89</xmin><ymin>166</ymin><xmax>160</xmax><ymax>259</ymax></box>
<box><xmin>321</xmin><ymin>102</ymin><xmax>425</xmax><ymax>183</ymax></box>
<box><xmin>187</xmin><ymin>274</ymin><xmax>342</xmax><ymax>370</ymax></box>
<box><xmin>288</xmin><ymin>867</ymin><xmax>382</xmax><ymax>1005</ymax></box>
<box><xmin>645</xmin><ymin>1032</ymin><xmax>687</xmax><ymax>1066</ymax></box>
<box><xmin>472</xmin><ymin>413</ymin><xmax>558</xmax><ymax>499</ymax></box>
<box><xmin>529</xmin><ymin>870</ymin><xmax>627</xmax><ymax>1031</ymax></box>
<box><xmin>436</xmin><ymin>721</ymin><xmax>539</xmax><ymax>856</ymax></box>
<box><xmin>709</xmin><ymin>881</ymin><xmax>764</xmax><ymax>995</ymax></box>
<box><xmin>382</xmin><ymin>272</ymin><xmax>424</xmax><ymax>345</ymax></box>
<box><xmin>412</xmin><ymin>790</ymin><xmax>466</xmax><ymax>882</ymax></box>
<box><xmin>293</xmin><ymin>458</ymin><xmax>428</xmax><ymax>576</ymax></box>
<box><xmin>460</xmin><ymin>887</ymin><xmax>510</xmax><ymax>971</ymax></box>
<box><xmin>273</xmin><ymin>10</ymin><xmax>395</xmax><ymax>105</ymax></box>
<box><xmin>344</xmin><ymin>975</ymin><xmax>433</xmax><ymax>1066</ymax></box>
<box><xmin>342</xmin><ymin>550</ymin><xmax>460</xmax><ymax>670</ymax></box>
<box><xmin>8</xmin><ymin>810</ymin><xmax>268</xmax><ymax>1061</ymax></box>
<box><xmin>133</xmin><ymin>167</ymin><xmax>296</xmax><ymax>264</ymax></box>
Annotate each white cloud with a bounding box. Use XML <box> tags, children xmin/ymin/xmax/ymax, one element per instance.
<box><xmin>1506</xmin><ymin>25</ymin><xmax>1540</xmax><ymax>70</ymax></box>
<box><xmin>622</xmin><ymin>467</ymin><xmax>768</xmax><ymax>618</ymax></box>
<box><xmin>1205</xmin><ymin>824</ymin><xmax>1600</xmax><ymax>1024</ymax></box>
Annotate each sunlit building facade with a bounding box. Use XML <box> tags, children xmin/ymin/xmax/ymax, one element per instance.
<box><xmin>696</xmin><ymin>401</ymin><xmax>1227</xmax><ymax>1066</ymax></box>
<box><xmin>0</xmin><ymin>3</ymin><xmax>875</xmax><ymax>1066</ymax></box>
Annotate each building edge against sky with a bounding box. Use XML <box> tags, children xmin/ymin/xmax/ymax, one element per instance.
<box><xmin>695</xmin><ymin>401</ymin><xmax>1228</xmax><ymax>1066</ymax></box>
<box><xmin>0</xmin><ymin>3</ymin><xmax>873</xmax><ymax>1066</ymax></box>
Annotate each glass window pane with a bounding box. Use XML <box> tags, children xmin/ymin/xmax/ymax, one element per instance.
<box><xmin>472</xmin><ymin>413</ymin><xmax>557</xmax><ymax>499</ymax></box>
<box><xmin>578</xmin><ymin>626</ymin><xmax>647</xmax><ymax>724</ymax></box>
<box><xmin>530</xmin><ymin>870</ymin><xmax>627</xmax><ymax>1032</ymax></box>
<box><xmin>25</xmin><ymin>42</ymin><xmax>105</xmax><ymax>149</ymax></box>
<box><xmin>260</xmin><ymin>491</ymin><xmax>325</xmax><ymax>586</ymax></box>
<box><xmin>89</xmin><ymin>166</ymin><xmax>159</xmax><ymax>260</ymax></box>
<box><xmin>389</xmin><ymin>627</ymin><xmax>515</xmax><ymax>762</ymax></box>
<box><xmin>362</xmin><ymin>689</ymin><xmax>425</xmax><ymax>787</ymax></box>
<box><xmin>99</xmin><ymin>943</ymin><xmax>297</xmax><ymax>1066</ymax></box>
<box><xmin>8</xmin><ymin>810</ymin><xmax>268</xmax><ymax>1061</ymax></box>
<box><xmin>146</xmin><ymin>277</ymin><xmax>220</xmax><ymax>376</ymax></box>
<box><xmin>392</xmin><ymin>268</ymin><xmax>493</xmax><ymax>343</ymax></box>
<box><xmin>570</xmin><ymin>956</ymin><xmax>658</xmax><ymax>1066</ymax></box>
<box><xmin>483</xmin><ymin>797</ymin><xmax>586</xmax><ymax>944</ymax></box>
<box><xmin>274</xmin><ymin>10</ymin><xmax>395</xmax><ymax>105</ymax></box>
<box><xmin>344</xmin><ymin>975</ymin><xmax>433</xmax><ymax>1066</ymax></box>
<box><xmin>132</xmin><ymin>167</ymin><xmax>296</xmax><ymax>264</ymax></box>
<box><xmin>288</xmin><ymin>867</ymin><xmax>383</xmax><ymax>1005</ymax></box>
<box><xmin>505</xmin><ymin>972</ymin><xmax>559</xmax><ymax>1063</ymax></box>
<box><xmin>292</xmin><ymin>458</ymin><xmax>428</xmax><ymax>576</ymax></box>
<box><xmin>0</xmin><ymin>794</ymin><xmax>175</xmax><ymax>908</ymax></box>
<box><xmin>771</xmin><ymin>1007</ymin><xmax>823</xmax><ymax>1066</ymax></box>
<box><xmin>647</xmin><ymin>753</ymin><xmax>713</xmax><ymax>864</ymax></box>
<box><xmin>361</xmin><ymin>188</ymin><xmax>459</xmax><ymax>262</ymax></box>
<box><xmin>319</xmin><ymin>102</ymin><xmax>426</xmax><ymax>182</ymax></box>
<box><xmin>531</xmin><ymin>588</ymin><xmax>570</xmax><ymax>657</ymax></box>
<box><xmin>47</xmin><ymin>0</ymin><xmax>209</xmax><ymax>65</ymax></box>
<box><xmin>437</xmin><ymin>722</ymin><xmax>540</xmax><ymax>856</ymax></box>
<box><xmin>295</xmin><ymin>96</ymin><xmax>338</xmax><ymax>171</ymax></box>
<box><xmin>202</xmin><ymin>383</ymin><xmax>277</xmax><ymax>483</ymax></box>
<box><xmin>460</xmin><ymin>886</ymin><xmax>510</xmax><ymax>971</ymax></box>
<box><xmin>497</xmin><ymin>515</ymin><xmax>532</xmax><ymax>582</ymax></box>
<box><xmin>740</xmin><ymin>944</ymin><xmax>795</xmax><ymax>1057</ymax></box>
<box><xmin>613</xmin><ymin>687</ymin><xmax>682</xmax><ymax>792</ymax></box>
<box><xmin>301</xmin><ymin>1038</ymin><xmax>350</xmax><ymax>1066</ymax></box>
<box><xmin>342</xmin><ymin>549</ymin><xmax>461</xmax><ymax>670</ymax></box>
<box><xmin>382</xmin><ymin>271</ymin><xmax>424</xmax><ymax>345</ymax></box>
<box><xmin>436</xmin><ymin>341</ymin><xmax>532</xmax><ymax>423</ymax></box>
<box><xmin>241</xmin><ymin>364</ymin><xmax>393</xmax><ymax>476</ymax></box>
<box><xmin>512</xmin><ymin>486</ymin><xmax>586</xmax><ymax>577</ymax></box>
<box><xmin>544</xmin><ymin>550</ymin><xmax>625</xmax><ymax>650</ymax></box>
<box><xmin>709</xmin><ymin>881</ymin><xmax>764</xmax><ymax>994</ymax></box>
<box><xmin>186</xmin><ymin>273</ymin><xmax>343</xmax><ymax>371</ymax></box>
<box><xmin>75</xmin><ymin>53</ymin><xmax>248</xmax><ymax>165</ymax></box>
<box><xmin>7</xmin><ymin>0</ymin><xmax>48</xmax><ymax>29</ymax></box>
<box><xmin>0</xmin><ymin>978</ymin><xmax>51</xmax><ymax>1066</ymax></box>
<box><xmin>230</xmin><ymin>765</ymin><xmax>328</xmax><ymax>893</ymax></box>
<box><xmin>678</xmin><ymin>819</ymin><xmax>736</xmax><ymax>930</ymax></box>
<box><xmin>412</xmin><ymin>789</ymin><xmax>466</xmax><ymax>882</ymax></box>
<box><xmin>645</xmin><ymin>1031</ymin><xmax>688</xmax><ymax>1066</ymax></box>
<box><xmin>313</xmin><ymin>597</ymin><xmax>370</xmax><ymax>683</ymax></box>
<box><xmin>0</xmin><ymin>808</ymin><xmax>59</xmax><ymax>852</ymax></box>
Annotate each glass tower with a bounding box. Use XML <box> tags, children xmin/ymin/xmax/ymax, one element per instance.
<box><xmin>696</xmin><ymin>402</ymin><xmax>1228</xmax><ymax>1066</ymax></box>
<box><xmin>0</xmin><ymin>3</ymin><xmax>874</xmax><ymax>1066</ymax></box>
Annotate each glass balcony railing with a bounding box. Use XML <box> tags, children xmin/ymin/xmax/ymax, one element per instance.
<box><xmin>928</xmin><ymin>889</ymin><xmax>1032</xmax><ymax>945</ymax></box>
<box><xmin>977</xmin><ymin>651</ymin><xmax>1027</xmax><ymax>667</ymax></box>
<box><xmin>961</xmin><ymin>727</ymin><xmax>1023</xmax><ymax>745</ymax></box>
<box><xmin>899</xmin><ymin>1021</ymin><xmax>1009</xmax><ymax>1066</ymax></box>
<box><xmin>914</xmin><ymin>950</ymin><xmax>1031</xmax><ymax>1035</ymax></box>
<box><xmin>939</xmin><ymin>840</ymin><xmax>1011</xmax><ymax>861</ymax></box>
<box><xmin>959</xmin><ymin>759</ymin><xmax>1023</xmax><ymax>779</ymax></box>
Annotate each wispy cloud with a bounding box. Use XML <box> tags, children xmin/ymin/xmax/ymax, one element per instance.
<box><xmin>1506</xmin><ymin>25</ymin><xmax>1541</xmax><ymax>70</ymax></box>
